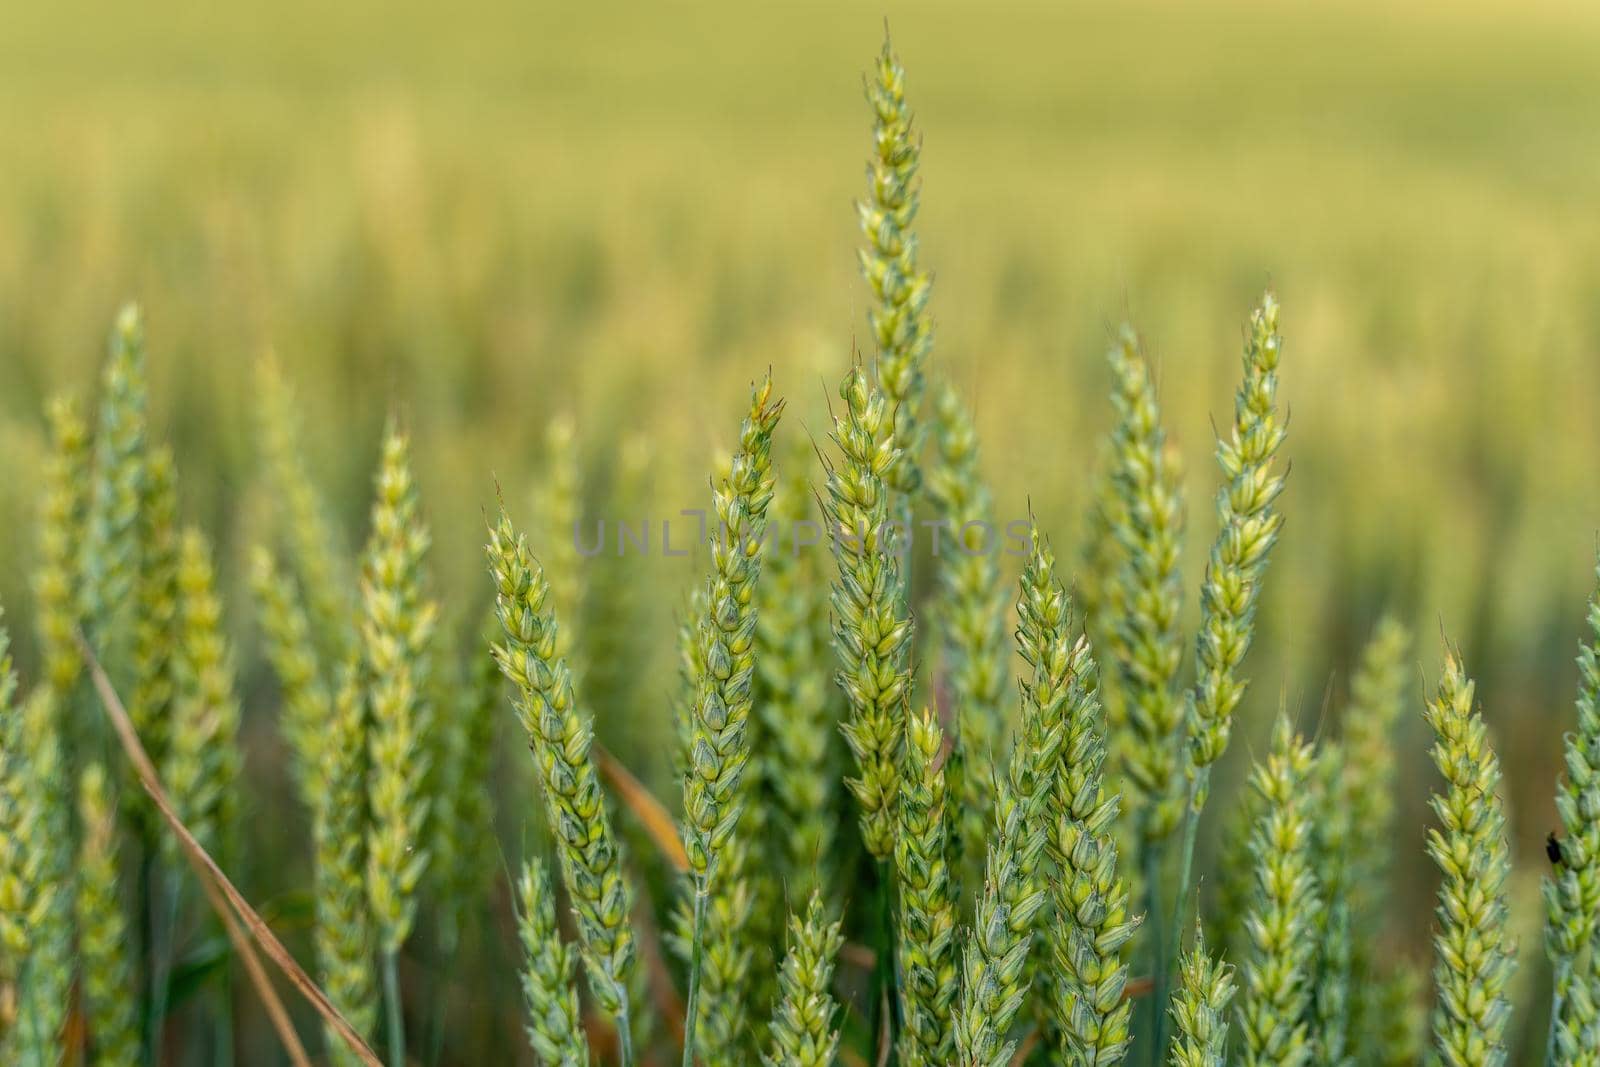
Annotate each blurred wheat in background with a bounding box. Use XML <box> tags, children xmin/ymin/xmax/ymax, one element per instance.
<box><xmin>1</xmin><ymin>1</ymin><xmax>1599</xmax><ymax>1064</ymax></box>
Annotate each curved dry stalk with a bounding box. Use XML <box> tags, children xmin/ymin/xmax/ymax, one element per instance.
<box><xmin>77</xmin><ymin>631</ymin><xmax>382</xmax><ymax>1067</ymax></box>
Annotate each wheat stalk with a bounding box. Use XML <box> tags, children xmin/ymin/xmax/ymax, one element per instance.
<box><xmin>764</xmin><ymin>890</ymin><xmax>845</xmax><ymax>1067</ymax></box>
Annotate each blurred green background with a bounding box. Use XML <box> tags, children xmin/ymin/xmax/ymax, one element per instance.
<box><xmin>2</xmin><ymin>0</ymin><xmax>1599</xmax><ymax>1057</ymax></box>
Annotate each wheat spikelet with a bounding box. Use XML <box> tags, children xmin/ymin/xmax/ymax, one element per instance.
<box><xmin>256</xmin><ymin>353</ymin><xmax>354</xmax><ymax>668</ymax></box>
<box><xmin>676</xmin><ymin>377</ymin><xmax>784</xmax><ymax>1063</ymax></box>
<box><xmin>1</xmin><ymin>685</ymin><xmax>74</xmax><ymax>1065</ymax></box>
<box><xmin>955</xmin><ymin>528</ymin><xmax>1074</xmax><ymax>1067</ymax></box>
<box><xmin>165</xmin><ymin>527</ymin><xmax>242</xmax><ymax>860</ymax></box>
<box><xmin>432</xmin><ymin>618</ymin><xmax>502</xmax><ymax>947</ymax></box>
<box><xmin>1545</xmin><ymin>563</ymin><xmax>1600</xmax><ymax>1065</ymax></box>
<box><xmin>1237</xmin><ymin>717</ymin><xmax>1318</xmax><ymax>1067</ymax></box>
<box><xmin>1030</xmin><ymin>532</ymin><xmax>1139</xmax><ymax>1067</ymax></box>
<box><xmin>824</xmin><ymin>364</ymin><xmax>913</xmax><ymax>861</ymax></box>
<box><xmin>764</xmin><ymin>890</ymin><xmax>845</xmax><ymax>1067</ymax></box>
<box><xmin>537</xmin><ymin>414</ymin><xmax>585</xmax><ymax>672</ymax></box>
<box><xmin>1340</xmin><ymin>617</ymin><xmax>1410</xmax><ymax>1061</ymax></box>
<box><xmin>130</xmin><ymin>446</ymin><xmax>180</xmax><ymax>775</ymax></box>
<box><xmin>1373</xmin><ymin>961</ymin><xmax>1426</xmax><ymax>1067</ymax></box>
<box><xmin>858</xmin><ymin>31</ymin><xmax>931</xmax><ymax>497</ymax></box>
<box><xmin>517</xmin><ymin>857</ymin><xmax>591</xmax><ymax>1067</ymax></box>
<box><xmin>488</xmin><ymin>509</ymin><xmax>636</xmax><ymax>1023</ymax></box>
<box><xmin>1168</xmin><ymin>924</ymin><xmax>1235</xmax><ymax>1067</ymax></box>
<box><xmin>314</xmin><ymin>661</ymin><xmax>379</xmax><ymax>1065</ymax></box>
<box><xmin>0</xmin><ymin>614</ymin><xmax>47</xmax><ymax>981</ymax></box>
<box><xmin>252</xmin><ymin>545</ymin><xmax>330</xmax><ymax>810</ymax></box>
<box><xmin>926</xmin><ymin>380</ymin><xmax>1010</xmax><ymax>874</ymax></box>
<box><xmin>1308</xmin><ymin>742</ymin><xmax>1353</xmax><ymax>1067</ymax></box>
<box><xmin>894</xmin><ymin>708</ymin><xmax>959</xmax><ymax>1066</ymax></box>
<box><xmin>1425</xmin><ymin>649</ymin><xmax>1514</xmax><ymax>1067</ymax></box>
<box><xmin>360</xmin><ymin>424</ymin><xmax>437</xmax><ymax>955</ymax></box>
<box><xmin>33</xmin><ymin>397</ymin><xmax>90</xmax><ymax>701</ymax></box>
<box><xmin>679</xmin><ymin>375</ymin><xmax>783</xmax><ymax>880</ymax></box>
<box><xmin>954</xmin><ymin>790</ymin><xmax>1046</xmax><ymax>1067</ymax></box>
<box><xmin>74</xmin><ymin>763</ymin><xmax>140</xmax><ymax>1067</ymax></box>
<box><xmin>1102</xmin><ymin>327</ymin><xmax>1188</xmax><ymax>842</ymax></box>
<box><xmin>82</xmin><ymin>303</ymin><xmax>149</xmax><ymax>659</ymax></box>
<box><xmin>1186</xmin><ymin>293</ymin><xmax>1287</xmax><ymax>799</ymax></box>
<box><xmin>755</xmin><ymin>443</ymin><xmax>840</xmax><ymax>899</ymax></box>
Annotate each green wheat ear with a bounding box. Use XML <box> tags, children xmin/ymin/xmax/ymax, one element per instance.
<box><xmin>1186</xmin><ymin>292</ymin><xmax>1287</xmax><ymax>795</ymax></box>
<box><xmin>1035</xmin><ymin>536</ymin><xmax>1139</xmax><ymax>1067</ymax></box>
<box><xmin>1425</xmin><ymin>648</ymin><xmax>1514</xmax><ymax>1067</ymax></box>
<box><xmin>955</xmin><ymin>523</ymin><xmax>1074</xmax><ymax>1067</ymax></box>
<box><xmin>252</xmin><ymin>544</ymin><xmax>330</xmax><ymax>810</ymax></box>
<box><xmin>764</xmin><ymin>890</ymin><xmax>846</xmax><ymax>1067</ymax></box>
<box><xmin>2</xmin><ymin>683</ymin><xmax>74</xmax><ymax>1065</ymax></box>
<box><xmin>926</xmin><ymin>379</ymin><xmax>1010</xmax><ymax>877</ymax></box>
<box><xmin>1102</xmin><ymin>326</ymin><xmax>1188</xmax><ymax>843</ymax></box>
<box><xmin>1169</xmin><ymin>924</ymin><xmax>1235</xmax><ymax>1067</ymax></box>
<box><xmin>1545</xmin><ymin>563</ymin><xmax>1600</xmax><ymax>1063</ymax></box>
<box><xmin>130</xmin><ymin>446</ymin><xmax>180</xmax><ymax>779</ymax></box>
<box><xmin>894</xmin><ymin>707</ymin><xmax>959</xmax><ymax>1067</ymax></box>
<box><xmin>165</xmin><ymin>526</ymin><xmax>243</xmax><ymax>862</ymax></box>
<box><xmin>517</xmin><ymin>857</ymin><xmax>591</xmax><ymax>1067</ymax></box>
<box><xmin>256</xmin><ymin>352</ymin><xmax>355</xmax><ymax>668</ymax></box>
<box><xmin>314</xmin><ymin>660</ymin><xmax>379</xmax><ymax>1066</ymax></box>
<box><xmin>0</xmin><ymin>612</ymin><xmax>47</xmax><ymax>980</ymax></box>
<box><xmin>1340</xmin><ymin>617</ymin><xmax>1410</xmax><ymax>1062</ymax></box>
<box><xmin>82</xmin><ymin>302</ymin><xmax>150</xmax><ymax>663</ymax></box>
<box><xmin>74</xmin><ymin>763</ymin><xmax>140</xmax><ymax>1067</ymax></box>
<box><xmin>679</xmin><ymin>375</ymin><xmax>784</xmax><ymax>881</ymax></box>
<box><xmin>824</xmin><ymin>364</ymin><xmax>913</xmax><ymax>861</ymax></box>
<box><xmin>676</xmin><ymin>377</ymin><xmax>783</xmax><ymax>1066</ymax></box>
<box><xmin>536</xmin><ymin>414</ymin><xmax>586</xmax><ymax>672</ymax></box>
<box><xmin>858</xmin><ymin>31</ymin><xmax>932</xmax><ymax>497</ymax></box>
<box><xmin>755</xmin><ymin>439</ymin><xmax>840</xmax><ymax>900</ymax></box>
<box><xmin>488</xmin><ymin>509</ymin><xmax>637</xmax><ymax>1026</ymax></box>
<box><xmin>34</xmin><ymin>396</ymin><xmax>91</xmax><ymax>702</ymax></box>
<box><xmin>1237</xmin><ymin>716</ymin><xmax>1319</xmax><ymax>1067</ymax></box>
<box><xmin>1373</xmin><ymin>961</ymin><xmax>1426</xmax><ymax>1067</ymax></box>
<box><xmin>360</xmin><ymin>423</ymin><xmax>437</xmax><ymax>954</ymax></box>
<box><xmin>1307</xmin><ymin>741</ymin><xmax>1353</xmax><ymax>1066</ymax></box>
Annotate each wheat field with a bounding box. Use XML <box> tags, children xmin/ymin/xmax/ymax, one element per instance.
<box><xmin>2</xmin><ymin>2</ymin><xmax>1600</xmax><ymax>1065</ymax></box>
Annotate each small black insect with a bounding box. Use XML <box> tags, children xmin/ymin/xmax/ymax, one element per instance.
<box><xmin>1548</xmin><ymin>831</ymin><xmax>1566</xmax><ymax>868</ymax></box>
